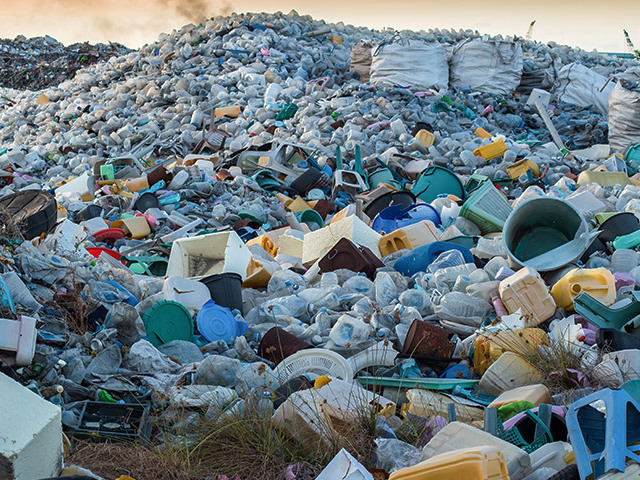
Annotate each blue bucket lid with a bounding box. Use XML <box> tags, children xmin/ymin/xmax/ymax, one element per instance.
<box><xmin>197</xmin><ymin>299</ymin><xmax>245</xmax><ymax>343</ymax></box>
<box><xmin>372</xmin><ymin>203</ymin><xmax>442</xmax><ymax>234</ymax></box>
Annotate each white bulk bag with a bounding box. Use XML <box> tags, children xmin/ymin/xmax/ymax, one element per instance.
<box><xmin>555</xmin><ymin>63</ymin><xmax>614</xmax><ymax>115</ymax></box>
<box><xmin>349</xmin><ymin>41</ymin><xmax>373</xmax><ymax>82</ymax></box>
<box><xmin>609</xmin><ymin>83</ymin><xmax>640</xmax><ymax>154</ymax></box>
<box><xmin>450</xmin><ymin>38</ymin><xmax>523</xmax><ymax>95</ymax></box>
<box><xmin>370</xmin><ymin>38</ymin><xmax>448</xmax><ymax>91</ymax></box>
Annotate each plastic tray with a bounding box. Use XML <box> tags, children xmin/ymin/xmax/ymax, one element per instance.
<box><xmin>357</xmin><ymin>376</ymin><xmax>479</xmax><ymax>390</ymax></box>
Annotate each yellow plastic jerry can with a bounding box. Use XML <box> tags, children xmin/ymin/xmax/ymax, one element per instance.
<box><xmin>551</xmin><ymin>267</ymin><xmax>616</xmax><ymax>311</ymax></box>
<box><xmin>390</xmin><ymin>446</ymin><xmax>509</xmax><ymax>480</ymax></box>
<box><xmin>473</xmin><ymin>139</ymin><xmax>507</xmax><ymax>161</ymax></box>
<box><xmin>499</xmin><ymin>267</ymin><xmax>556</xmax><ymax>327</ymax></box>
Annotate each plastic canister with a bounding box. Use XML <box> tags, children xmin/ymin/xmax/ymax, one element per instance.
<box><xmin>379</xmin><ymin>220</ymin><xmax>440</xmax><ymax>256</ymax></box>
<box><xmin>478</xmin><ymin>352</ymin><xmax>544</xmax><ymax>395</ymax></box>
<box><xmin>196</xmin><ymin>300</ymin><xmax>247</xmax><ymax>344</ymax></box>
<box><xmin>415</xmin><ymin>129</ymin><xmax>435</xmax><ymax>148</ymax></box>
<box><xmin>390</xmin><ymin>446</ymin><xmax>509</xmax><ymax>480</ymax></box>
<box><xmin>550</xmin><ymin>267</ymin><xmax>616</xmax><ymax>310</ymax></box>
<box><xmin>474</xmin><ymin>328</ymin><xmax>549</xmax><ymax>375</ymax></box>
<box><xmin>499</xmin><ymin>267</ymin><xmax>556</xmax><ymax>327</ymax></box>
<box><xmin>473</xmin><ymin>139</ymin><xmax>508</xmax><ymax>161</ymax></box>
<box><xmin>488</xmin><ymin>384</ymin><xmax>550</xmax><ymax>408</ymax></box>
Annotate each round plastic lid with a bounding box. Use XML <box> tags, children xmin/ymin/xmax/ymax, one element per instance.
<box><xmin>134</xmin><ymin>192</ymin><xmax>159</xmax><ymax>212</ymax></box>
<box><xmin>142</xmin><ymin>300</ymin><xmax>193</xmax><ymax>347</ymax></box>
<box><xmin>92</xmin><ymin>228</ymin><xmax>125</xmax><ymax>244</ymax></box>
<box><xmin>196</xmin><ymin>300</ymin><xmax>238</xmax><ymax>343</ymax></box>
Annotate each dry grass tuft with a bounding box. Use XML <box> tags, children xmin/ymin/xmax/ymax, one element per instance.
<box><xmin>67</xmin><ymin>440</ymin><xmax>206</xmax><ymax>480</ymax></box>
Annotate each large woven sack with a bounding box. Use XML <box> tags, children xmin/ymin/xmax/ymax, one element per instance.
<box><xmin>609</xmin><ymin>82</ymin><xmax>640</xmax><ymax>154</ymax></box>
<box><xmin>349</xmin><ymin>41</ymin><xmax>372</xmax><ymax>82</ymax></box>
<box><xmin>370</xmin><ymin>37</ymin><xmax>448</xmax><ymax>91</ymax></box>
<box><xmin>450</xmin><ymin>38</ymin><xmax>523</xmax><ymax>95</ymax></box>
<box><xmin>555</xmin><ymin>63</ymin><xmax>614</xmax><ymax>115</ymax></box>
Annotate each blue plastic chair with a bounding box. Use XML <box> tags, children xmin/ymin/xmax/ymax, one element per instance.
<box><xmin>566</xmin><ymin>388</ymin><xmax>640</xmax><ymax>480</ymax></box>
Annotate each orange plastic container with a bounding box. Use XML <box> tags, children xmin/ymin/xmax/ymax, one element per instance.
<box><xmin>214</xmin><ymin>105</ymin><xmax>241</xmax><ymax>118</ymax></box>
<box><xmin>499</xmin><ymin>267</ymin><xmax>556</xmax><ymax>327</ymax></box>
<box><xmin>246</xmin><ymin>234</ymin><xmax>279</xmax><ymax>257</ymax></box>
<box><xmin>488</xmin><ymin>384</ymin><xmax>550</xmax><ymax>408</ymax></box>
<box><xmin>379</xmin><ymin>220</ymin><xmax>440</xmax><ymax>256</ymax></box>
<box><xmin>390</xmin><ymin>446</ymin><xmax>509</xmax><ymax>480</ymax></box>
<box><xmin>551</xmin><ymin>267</ymin><xmax>616</xmax><ymax>311</ymax></box>
<box><xmin>473</xmin><ymin>139</ymin><xmax>508</xmax><ymax>161</ymax></box>
<box><xmin>475</xmin><ymin>127</ymin><xmax>492</xmax><ymax>139</ymax></box>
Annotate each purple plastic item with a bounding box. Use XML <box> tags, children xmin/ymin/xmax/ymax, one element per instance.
<box><xmin>615</xmin><ymin>272</ymin><xmax>636</xmax><ymax>290</ymax></box>
<box><xmin>503</xmin><ymin>406</ymin><xmax>566</xmax><ymax>430</ymax></box>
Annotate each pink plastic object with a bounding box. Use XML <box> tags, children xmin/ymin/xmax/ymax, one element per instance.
<box><xmin>482</xmin><ymin>104</ymin><xmax>494</xmax><ymax>116</ymax></box>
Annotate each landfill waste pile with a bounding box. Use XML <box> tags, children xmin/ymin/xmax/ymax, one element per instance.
<box><xmin>2</xmin><ymin>8</ymin><xmax>640</xmax><ymax>480</ymax></box>
<box><xmin>0</xmin><ymin>35</ymin><xmax>130</xmax><ymax>90</ymax></box>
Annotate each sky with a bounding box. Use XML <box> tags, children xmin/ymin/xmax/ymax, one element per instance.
<box><xmin>1</xmin><ymin>0</ymin><xmax>640</xmax><ymax>53</ymax></box>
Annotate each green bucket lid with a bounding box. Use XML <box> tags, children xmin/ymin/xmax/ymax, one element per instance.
<box><xmin>142</xmin><ymin>300</ymin><xmax>193</xmax><ymax>347</ymax></box>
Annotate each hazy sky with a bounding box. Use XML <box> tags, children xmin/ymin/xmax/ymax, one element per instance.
<box><xmin>2</xmin><ymin>0</ymin><xmax>640</xmax><ymax>52</ymax></box>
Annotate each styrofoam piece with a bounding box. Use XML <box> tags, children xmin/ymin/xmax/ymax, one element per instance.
<box><xmin>526</xmin><ymin>89</ymin><xmax>551</xmax><ymax>108</ymax></box>
<box><xmin>162</xmin><ymin>277</ymin><xmax>211</xmax><ymax>311</ymax></box>
<box><xmin>277</xmin><ymin>229</ymin><xmax>305</xmax><ymax>259</ymax></box>
<box><xmin>348</xmin><ymin>341</ymin><xmax>398</xmax><ymax>374</ymax></box>
<box><xmin>166</xmin><ymin>230</ymin><xmax>252</xmax><ymax>280</ymax></box>
<box><xmin>420</xmin><ymin>421</ymin><xmax>532</xmax><ymax>480</ymax></box>
<box><xmin>80</xmin><ymin>217</ymin><xmax>109</xmax><ymax>236</ymax></box>
<box><xmin>0</xmin><ymin>316</ymin><xmax>36</xmax><ymax>366</ymax></box>
<box><xmin>302</xmin><ymin>215</ymin><xmax>382</xmax><ymax>266</ymax></box>
<box><xmin>316</xmin><ymin>448</ymin><xmax>374</xmax><ymax>480</ymax></box>
<box><xmin>273</xmin><ymin>349</ymin><xmax>354</xmax><ymax>383</ymax></box>
<box><xmin>0</xmin><ymin>372</ymin><xmax>63</xmax><ymax>479</ymax></box>
<box><xmin>55</xmin><ymin>172</ymin><xmax>93</xmax><ymax>200</ymax></box>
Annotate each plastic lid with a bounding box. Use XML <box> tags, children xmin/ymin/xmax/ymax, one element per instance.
<box><xmin>142</xmin><ymin>300</ymin><xmax>193</xmax><ymax>347</ymax></box>
<box><xmin>196</xmin><ymin>299</ymin><xmax>239</xmax><ymax>343</ymax></box>
<box><xmin>92</xmin><ymin>228</ymin><xmax>125</xmax><ymax>244</ymax></box>
<box><xmin>133</xmin><ymin>192</ymin><xmax>159</xmax><ymax>212</ymax></box>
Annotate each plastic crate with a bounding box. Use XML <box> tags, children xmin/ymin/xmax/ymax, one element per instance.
<box><xmin>68</xmin><ymin>401</ymin><xmax>151</xmax><ymax>444</ymax></box>
<box><xmin>460</xmin><ymin>181</ymin><xmax>512</xmax><ymax>234</ymax></box>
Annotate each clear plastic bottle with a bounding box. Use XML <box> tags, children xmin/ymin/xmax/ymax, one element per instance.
<box><xmin>611</xmin><ymin>249</ymin><xmax>638</xmax><ymax>273</ymax></box>
<box><xmin>375</xmin><ymin>271</ymin><xmax>398</xmax><ymax>306</ymax></box>
<box><xmin>328</xmin><ymin>314</ymin><xmax>371</xmax><ymax>348</ymax></box>
<box><xmin>428</xmin><ymin>250</ymin><xmax>467</xmax><ymax>273</ymax></box>
<box><xmin>431</xmin><ymin>263</ymin><xmax>477</xmax><ymax>291</ymax></box>
<box><xmin>434</xmin><ymin>292</ymin><xmax>492</xmax><ymax>324</ymax></box>
<box><xmin>399</xmin><ymin>289</ymin><xmax>432</xmax><ymax>316</ymax></box>
<box><xmin>267</xmin><ymin>270</ymin><xmax>307</xmax><ymax>295</ymax></box>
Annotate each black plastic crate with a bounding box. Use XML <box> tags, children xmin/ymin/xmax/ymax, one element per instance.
<box><xmin>68</xmin><ymin>401</ymin><xmax>151</xmax><ymax>444</ymax></box>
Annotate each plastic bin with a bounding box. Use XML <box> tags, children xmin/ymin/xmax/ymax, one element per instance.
<box><xmin>318</xmin><ymin>237</ymin><xmax>384</xmax><ymax>279</ymax></box>
<box><xmin>499</xmin><ymin>267</ymin><xmax>556</xmax><ymax>327</ymax></box>
<box><xmin>473</xmin><ymin>139</ymin><xmax>508</xmax><ymax>161</ymax></box>
<box><xmin>68</xmin><ymin>401</ymin><xmax>150</xmax><ymax>444</ymax></box>
<box><xmin>390</xmin><ymin>446</ymin><xmax>509</xmax><ymax>480</ymax></box>
<box><xmin>460</xmin><ymin>181</ymin><xmax>512</xmax><ymax>234</ymax></box>
<box><xmin>258</xmin><ymin>327</ymin><xmax>313</xmax><ymax>365</ymax></box>
<box><xmin>379</xmin><ymin>221</ymin><xmax>440</xmax><ymax>256</ymax></box>
<box><xmin>200</xmin><ymin>272</ymin><xmax>243</xmax><ymax>314</ymax></box>
<box><xmin>166</xmin><ymin>230</ymin><xmax>252</xmax><ymax>280</ymax></box>
<box><xmin>551</xmin><ymin>267</ymin><xmax>616</xmax><ymax>311</ymax></box>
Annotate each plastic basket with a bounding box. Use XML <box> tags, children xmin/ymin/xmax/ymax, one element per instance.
<box><xmin>496</xmin><ymin>409</ymin><xmax>553</xmax><ymax>454</ymax></box>
<box><xmin>460</xmin><ymin>181</ymin><xmax>512</xmax><ymax>234</ymax></box>
<box><xmin>273</xmin><ymin>349</ymin><xmax>354</xmax><ymax>383</ymax></box>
